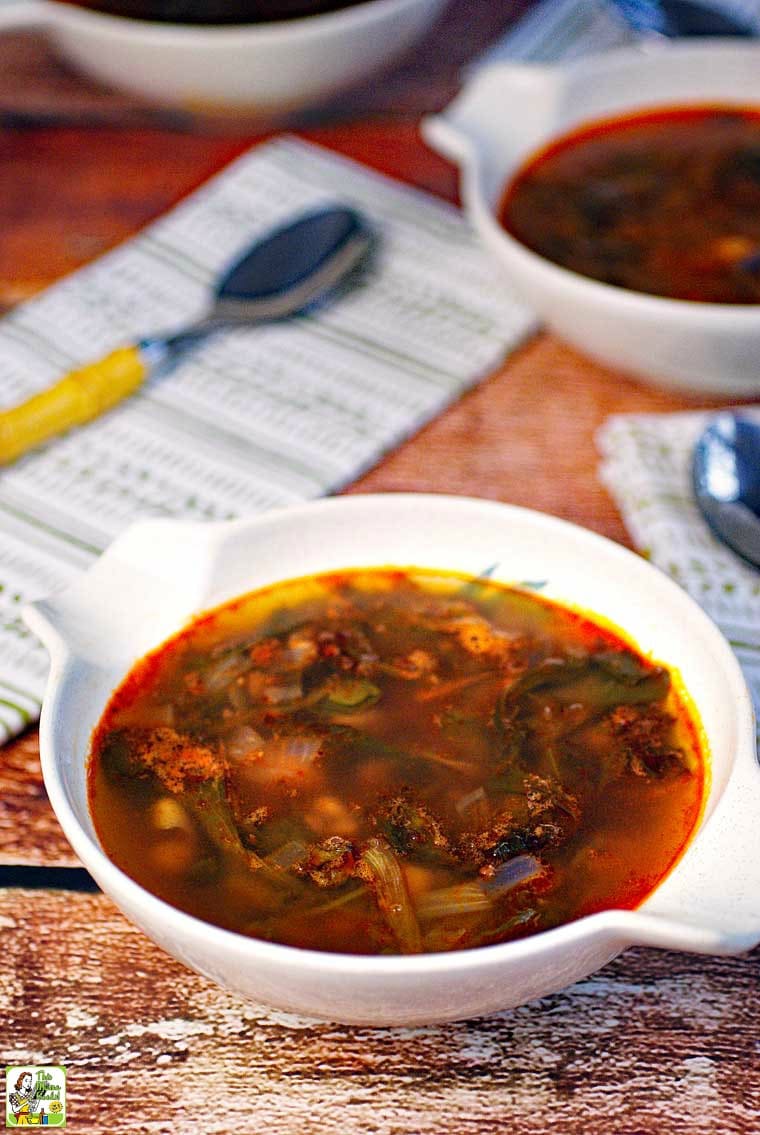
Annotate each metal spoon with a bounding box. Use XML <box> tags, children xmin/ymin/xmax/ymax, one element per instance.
<box><xmin>692</xmin><ymin>413</ymin><xmax>760</xmax><ymax>568</ymax></box>
<box><xmin>612</xmin><ymin>0</ymin><xmax>756</xmax><ymax>37</ymax></box>
<box><xmin>0</xmin><ymin>205</ymin><xmax>375</xmax><ymax>466</ymax></box>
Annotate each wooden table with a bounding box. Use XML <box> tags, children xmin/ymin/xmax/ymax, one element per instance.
<box><xmin>1</xmin><ymin>4</ymin><xmax>758</xmax><ymax>1131</ymax></box>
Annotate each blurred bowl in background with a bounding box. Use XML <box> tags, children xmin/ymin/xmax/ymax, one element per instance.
<box><xmin>0</xmin><ymin>0</ymin><xmax>448</xmax><ymax>112</ymax></box>
<box><xmin>423</xmin><ymin>40</ymin><xmax>760</xmax><ymax>397</ymax></box>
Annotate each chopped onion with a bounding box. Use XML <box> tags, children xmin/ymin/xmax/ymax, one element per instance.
<box><xmin>225</xmin><ymin>726</ymin><xmax>264</xmax><ymax>761</ymax></box>
<box><xmin>203</xmin><ymin>652</ymin><xmax>252</xmax><ymax>693</ymax></box>
<box><xmin>358</xmin><ymin>838</ymin><xmax>422</xmax><ymax>954</ymax></box>
<box><xmin>264</xmin><ymin>680</ymin><xmax>303</xmax><ymax>705</ymax></box>
<box><xmin>412</xmin><ymin>750</ymin><xmax>475</xmax><ymax>773</ymax></box>
<box><xmin>242</xmin><ymin>734</ymin><xmax>323</xmax><ymax>785</ymax></box>
<box><xmin>275</xmin><ymin>735</ymin><xmax>323</xmax><ymax>764</ymax></box>
<box><xmin>282</xmin><ymin>629</ymin><xmax>318</xmax><ymax>667</ymax></box>
<box><xmin>483</xmin><ymin>854</ymin><xmax>543</xmax><ymax>896</ymax></box>
<box><xmin>416</xmin><ymin>882</ymin><xmax>492</xmax><ymax>921</ymax></box>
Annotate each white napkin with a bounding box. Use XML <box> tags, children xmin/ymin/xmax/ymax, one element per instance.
<box><xmin>598</xmin><ymin>410</ymin><xmax>760</xmax><ymax>746</ymax></box>
<box><xmin>0</xmin><ymin>136</ymin><xmax>536</xmax><ymax>743</ymax></box>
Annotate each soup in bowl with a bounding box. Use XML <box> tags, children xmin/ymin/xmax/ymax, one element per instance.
<box><xmin>422</xmin><ymin>40</ymin><xmax>760</xmax><ymax>397</ymax></box>
<box><xmin>25</xmin><ymin>495</ymin><xmax>759</xmax><ymax>1024</ymax></box>
<box><xmin>88</xmin><ymin>565</ymin><xmax>707</xmax><ymax>956</ymax></box>
<box><xmin>500</xmin><ymin>105</ymin><xmax>760</xmax><ymax>306</ymax></box>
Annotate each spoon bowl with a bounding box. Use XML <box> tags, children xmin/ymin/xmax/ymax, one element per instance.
<box><xmin>142</xmin><ymin>205</ymin><xmax>374</xmax><ymax>367</ymax></box>
<box><xmin>693</xmin><ymin>413</ymin><xmax>760</xmax><ymax>568</ymax></box>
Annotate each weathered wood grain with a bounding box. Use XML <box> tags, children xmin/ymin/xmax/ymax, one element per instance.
<box><xmin>0</xmin><ymin>732</ymin><xmax>78</xmax><ymax>866</ymax></box>
<box><xmin>1</xmin><ymin>890</ymin><xmax>758</xmax><ymax>1134</ymax></box>
<box><xmin>0</xmin><ymin>126</ymin><xmax>252</xmax><ymax>309</ymax></box>
<box><xmin>349</xmin><ymin>334</ymin><xmax>737</xmax><ymax>539</ymax></box>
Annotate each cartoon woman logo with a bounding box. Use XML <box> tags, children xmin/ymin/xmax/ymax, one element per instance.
<box><xmin>8</xmin><ymin>1072</ymin><xmax>44</xmax><ymax>1126</ymax></box>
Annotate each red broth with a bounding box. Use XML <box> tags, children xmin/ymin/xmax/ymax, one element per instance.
<box><xmin>500</xmin><ymin>105</ymin><xmax>760</xmax><ymax>303</ymax></box>
<box><xmin>88</xmin><ymin>568</ymin><xmax>706</xmax><ymax>955</ymax></box>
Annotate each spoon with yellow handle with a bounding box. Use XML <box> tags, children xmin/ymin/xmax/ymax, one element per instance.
<box><xmin>0</xmin><ymin>205</ymin><xmax>375</xmax><ymax>466</ymax></box>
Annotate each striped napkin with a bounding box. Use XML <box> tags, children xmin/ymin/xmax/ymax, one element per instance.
<box><xmin>0</xmin><ymin>136</ymin><xmax>536</xmax><ymax>743</ymax></box>
<box><xmin>598</xmin><ymin>412</ymin><xmax>760</xmax><ymax>745</ymax></box>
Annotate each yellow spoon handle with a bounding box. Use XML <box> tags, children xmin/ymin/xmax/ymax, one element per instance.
<box><xmin>0</xmin><ymin>344</ymin><xmax>148</xmax><ymax>466</ymax></box>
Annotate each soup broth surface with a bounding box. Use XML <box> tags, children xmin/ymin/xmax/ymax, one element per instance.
<box><xmin>500</xmin><ymin>105</ymin><xmax>760</xmax><ymax>303</ymax></box>
<box><xmin>89</xmin><ymin>568</ymin><xmax>705</xmax><ymax>955</ymax></box>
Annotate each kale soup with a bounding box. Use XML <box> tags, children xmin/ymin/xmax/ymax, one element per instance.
<box><xmin>88</xmin><ymin>568</ymin><xmax>706</xmax><ymax>955</ymax></box>
<box><xmin>500</xmin><ymin>105</ymin><xmax>760</xmax><ymax>303</ymax></box>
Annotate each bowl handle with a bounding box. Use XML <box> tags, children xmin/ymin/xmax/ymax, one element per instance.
<box><xmin>22</xmin><ymin>517</ymin><xmax>220</xmax><ymax>664</ymax></box>
<box><xmin>422</xmin><ymin>61</ymin><xmax>563</xmax><ymax>170</ymax></box>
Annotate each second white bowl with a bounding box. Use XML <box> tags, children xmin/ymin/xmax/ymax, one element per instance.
<box><xmin>1</xmin><ymin>0</ymin><xmax>447</xmax><ymax>111</ymax></box>
<box><xmin>423</xmin><ymin>41</ymin><xmax>760</xmax><ymax>397</ymax></box>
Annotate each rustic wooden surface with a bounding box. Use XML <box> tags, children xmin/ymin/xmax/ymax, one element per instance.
<box><xmin>1</xmin><ymin>2</ymin><xmax>758</xmax><ymax>1131</ymax></box>
<box><xmin>3</xmin><ymin>892</ymin><xmax>760</xmax><ymax>1134</ymax></box>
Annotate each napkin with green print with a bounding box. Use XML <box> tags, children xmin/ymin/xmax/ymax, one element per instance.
<box><xmin>598</xmin><ymin>408</ymin><xmax>760</xmax><ymax>743</ymax></box>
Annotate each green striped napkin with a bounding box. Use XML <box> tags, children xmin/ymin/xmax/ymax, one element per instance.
<box><xmin>0</xmin><ymin>136</ymin><xmax>536</xmax><ymax>743</ymax></box>
<box><xmin>598</xmin><ymin>410</ymin><xmax>760</xmax><ymax>747</ymax></box>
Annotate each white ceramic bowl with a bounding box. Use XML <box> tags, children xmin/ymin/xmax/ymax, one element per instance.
<box><xmin>25</xmin><ymin>494</ymin><xmax>759</xmax><ymax>1025</ymax></box>
<box><xmin>0</xmin><ymin>0</ymin><xmax>446</xmax><ymax>111</ymax></box>
<box><xmin>423</xmin><ymin>41</ymin><xmax>760</xmax><ymax>397</ymax></box>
